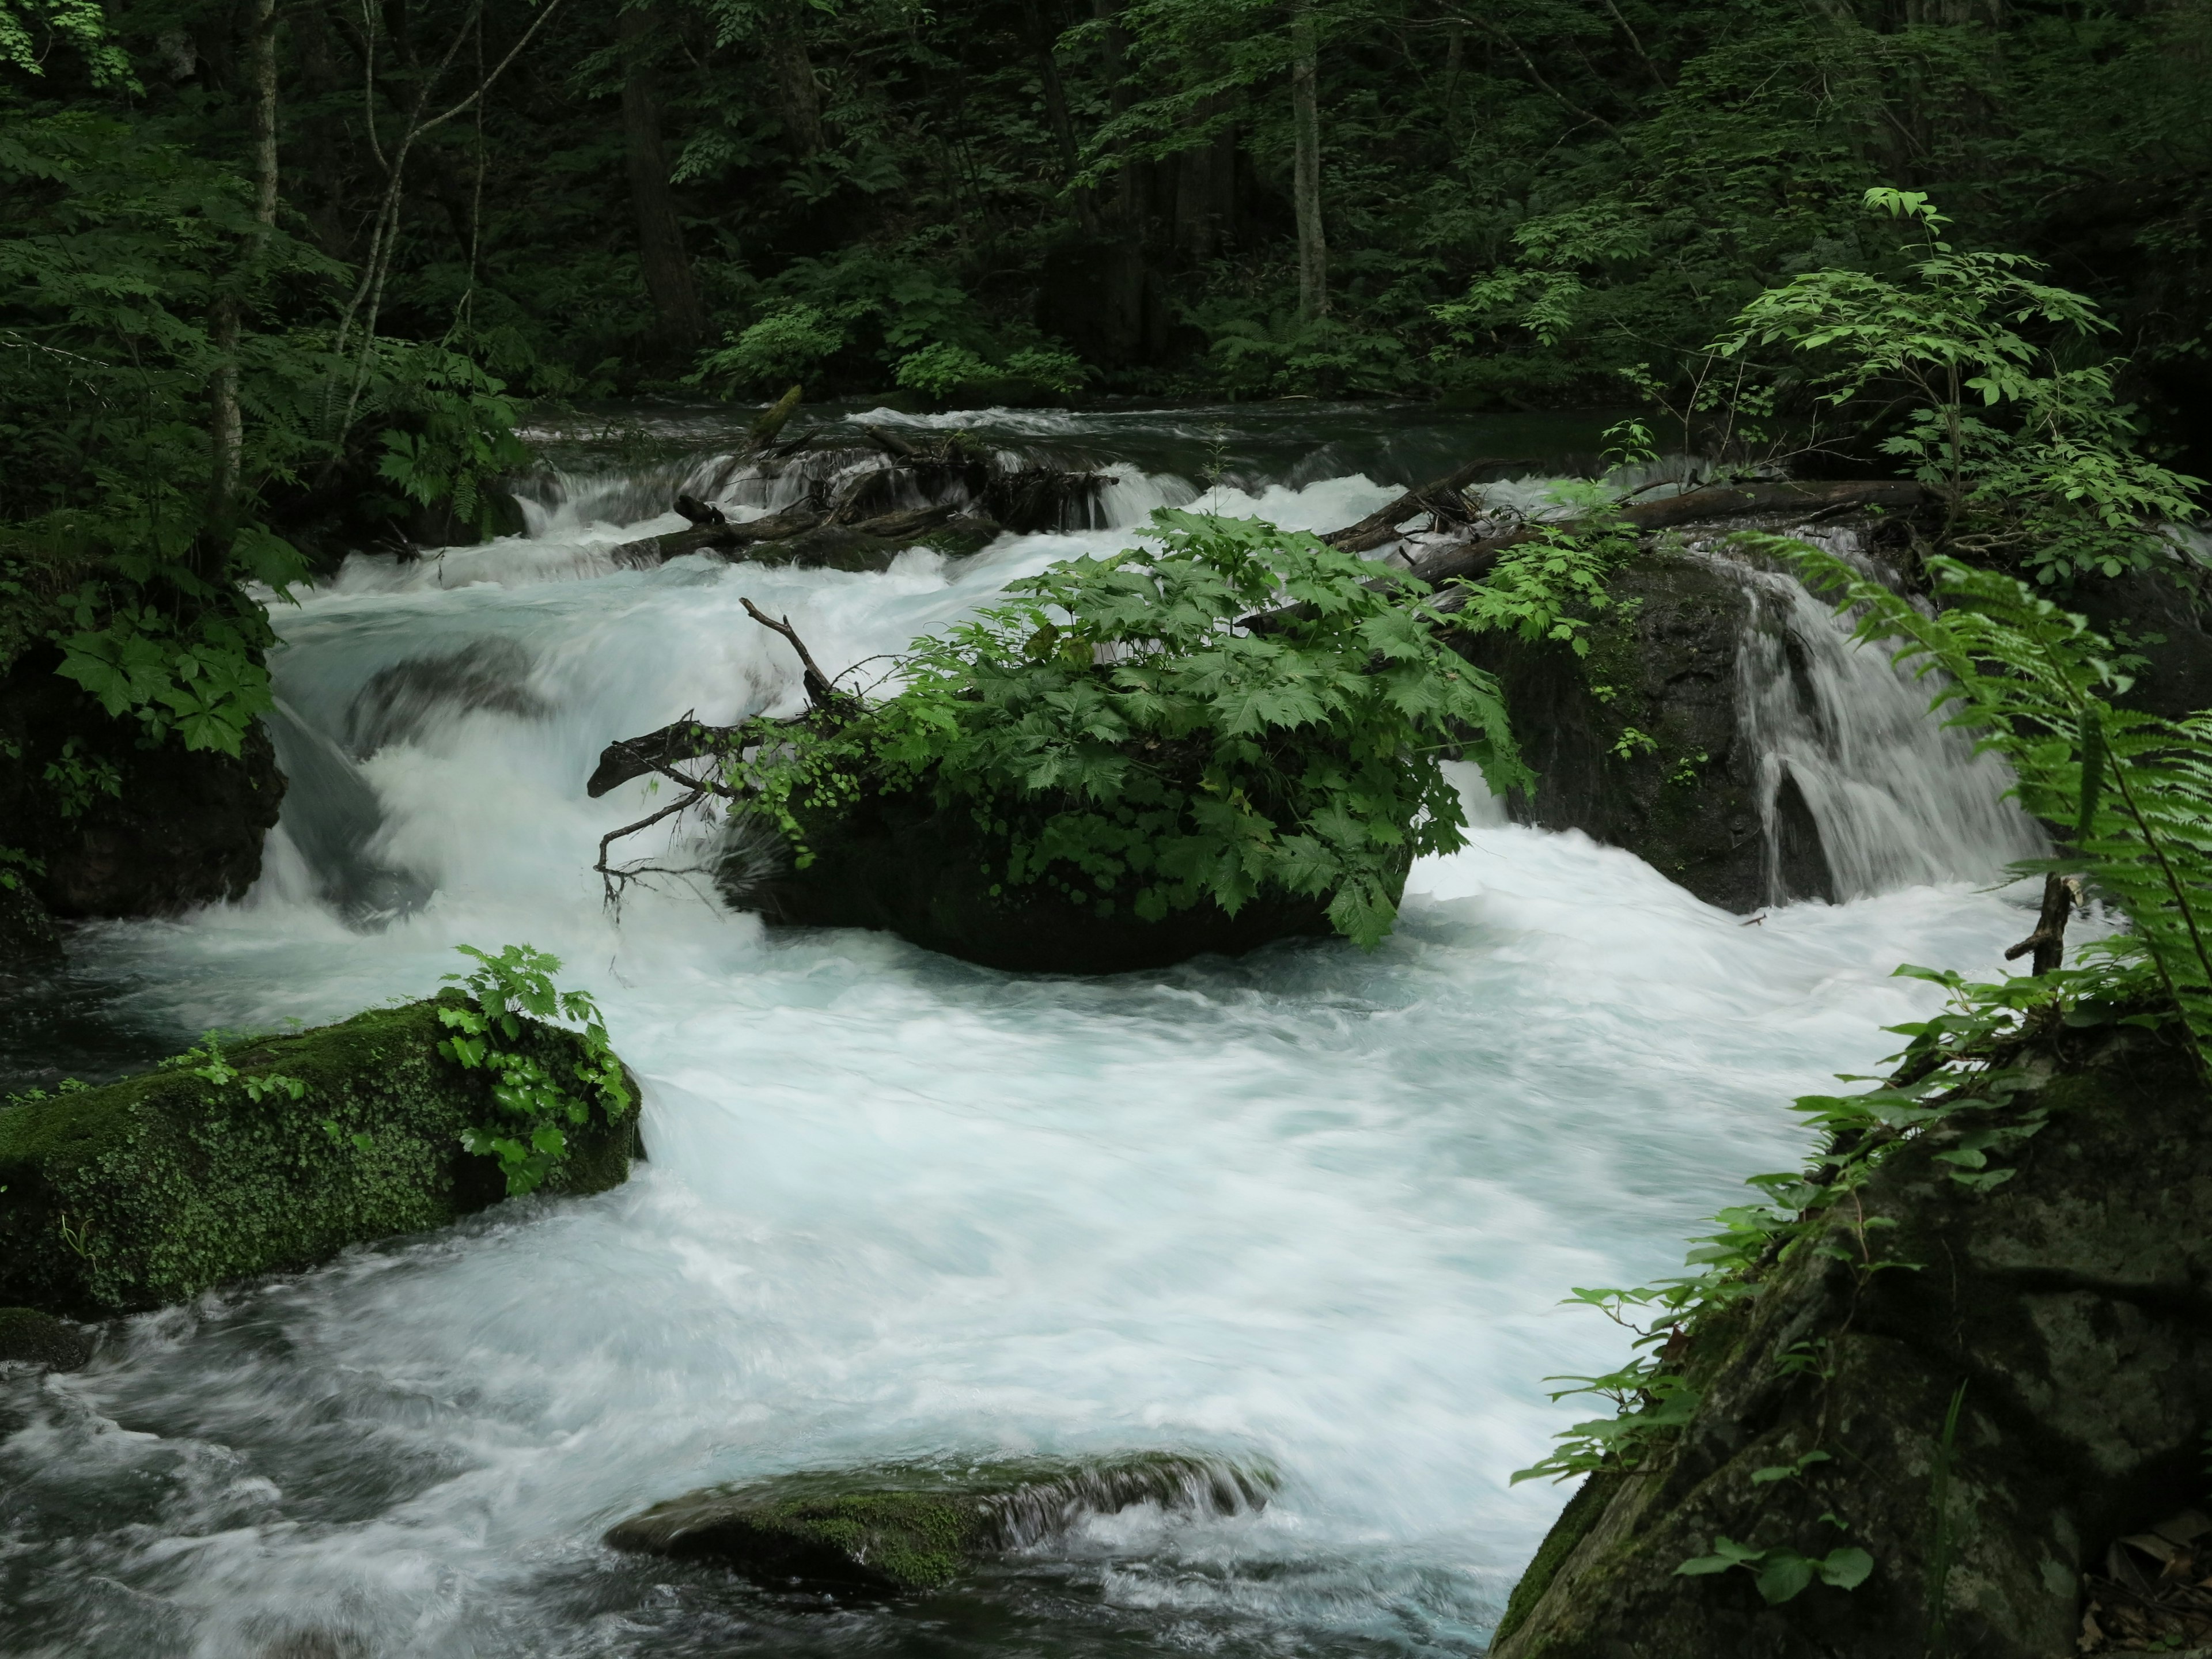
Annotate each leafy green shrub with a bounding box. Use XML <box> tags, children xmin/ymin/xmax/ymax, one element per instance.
<box><xmin>893</xmin><ymin>342</ymin><xmax>1096</xmax><ymax>402</ymax></box>
<box><xmin>434</xmin><ymin>944</ymin><xmax>632</xmax><ymax>1195</ymax></box>
<box><xmin>1711</xmin><ymin>189</ymin><xmax>2205</xmax><ymax>585</ymax></box>
<box><xmin>693</xmin><ymin>304</ymin><xmax>850</xmax><ymax>393</ymax></box>
<box><xmin>643</xmin><ymin>511</ymin><xmax>1526</xmax><ymax>949</ymax></box>
<box><xmin>1001</xmin><ymin>346</ymin><xmax>1095</xmax><ymax>399</ymax></box>
<box><xmin>893</xmin><ymin>342</ymin><xmax>994</xmax><ymax>399</ymax></box>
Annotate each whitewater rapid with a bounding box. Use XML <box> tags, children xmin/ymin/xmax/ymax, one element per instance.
<box><xmin>2</xmin><ymin>429</ymin><xmax>2056</xmax><ymax>1658</ymax></box>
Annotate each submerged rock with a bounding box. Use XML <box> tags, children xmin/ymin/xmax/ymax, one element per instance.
<box><xmin>605</xmin><ymin>1452</ymin><xmax>1277</xmax><ymax>1592</ymax></box>
<box><xmin>1491</xmin><ymin>1022</ymin><xmax>2212</xmax><ymax>1659</ymax></box>
<box><xmin>0</xmin><ymin>1306</ymin><xmax>94</xmax><ymax>1369</ymax></box>
<box><xmin>0</xmin><ymin>997</ymin><xmax>638</xmax><ymax>1316</ymax></box>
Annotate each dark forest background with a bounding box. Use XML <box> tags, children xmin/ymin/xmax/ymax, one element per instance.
<box><xmin>2</xmin><ymin>0</ymin><xmax>2208</xmax><ymax>592</ymax></box>
<box><xmin>10</xmin><ymin>0</ymin><xmax>2206</xmax><ymax>412</ymax></box>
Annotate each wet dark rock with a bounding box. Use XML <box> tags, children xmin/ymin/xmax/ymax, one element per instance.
<box><xmin>0</xmin><ymin>645</ymin><xmax>283</xmax><ymax>921</ymax></box>
<box><xmin>605</xmin><ymin>1453</ymin><xmax>1277</xmax><ymax>1592</ymax></box>
<box><xmin>0</xmin><ymin>878</ymin><xmax>63</xmax><ymax>969</ymax></box>
<box><xmin>0</xmin><ymin>996</ymin><xmax>638</xmax><ymax>1316</ymax></box>
<box><xmin>2067</xmin><ymin>562</ymin><xmax>2212</xmax><ymax>723</ymax></box>
<box><xmin>344</xmin><ymin>638</ymin><xmax>550</xmax><ymax>756</ymax></box>
<box><xmin>1452</xmin><ymin>546</ymin><xmax>1825</xmax><ymax>912</ymax></box>
<box><xmin>726</xmin><ymin>782</ymin><xmax>1399</xmax><ymax>974</ymax></box>
<box><xmin>0</xmin><ymin>1305</ymin><xmax>94</xmax><ymax>1369</ymax></box>
<box><xmin>1492</xmin><ymin>1023</ymin><xmax>2212</xmax><ymax>1659</ymax></box>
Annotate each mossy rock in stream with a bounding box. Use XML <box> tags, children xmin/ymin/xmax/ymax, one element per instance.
<box><xmin>0</xmin><ymin>995</ymin><xmax>638</xmax><ymax>1316</ymax></box>
<box><xmin>605</xmin><ymin>1453</ymin><xmax>1279</xmax><ymax>1592</ymax></box>
<box><xmin>1491</xmin><ymin>1022</ymin><xmax>2212</xmax><ymax>1659</ymax></box>
<box><xmin>726</xmin><ymin>780</ymin><xmax>1408</xmax><ymax>974</ymax></box>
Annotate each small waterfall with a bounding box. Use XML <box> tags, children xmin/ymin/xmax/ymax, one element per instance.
<box><xmin>1726</xmin><ymin>531</ymin><xmax>2046</xmax><ymax>903</ymax></box>
<box><xmin>260</xmin><ymin>701</ymin><xmax>434</xmax><ymax>925</ymax></box>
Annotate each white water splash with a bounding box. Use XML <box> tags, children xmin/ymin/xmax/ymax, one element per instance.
<box><xmin>1726</xmin><ymin>531</ymin><xmax>2047</xmax><ymax>902</ymax></box>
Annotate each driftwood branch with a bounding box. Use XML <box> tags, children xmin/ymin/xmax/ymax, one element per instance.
<box><xmin>594</xmin><ymin>790</ymin><xmax>711</xmax><ymax>907</ymax></box>
<box><xmin>743</xmin><ymin>597</ymin><xmax>851</xmax><ymax>710</ymax></box>
<box><xmin>1323</xmin><ymin>457</ymin><xmax>1528</xmax><ymax>553</ymax></box>
<box><xmin>2006</xmin><ymin>873</ymin><xmax>2086</xmax><ymax>975</ymax></box>
<box><xmin>1248</xmin><ymin>478</ymin><xmax>1931</xmax><ymax>632</ymax></box>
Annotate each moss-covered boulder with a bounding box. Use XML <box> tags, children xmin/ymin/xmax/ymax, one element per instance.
<box><xmin>0</xmin><ymin>997</ymin><xmax>637</xmax><ymax>1316</ymax></box>
<box><xmin>1491</xmin><ymin>1024</ymin><xmax>2212</xmax><ymax>1659</ymax></box>
<box><xmin>729</xmin><ymin>782</ymin><xmax>1406</xmax><ymax>974</ymax></box>
<box><xmin>605</xmin><ymin>1453</ymin><xmax>1278</xmax><ymax>1592</ymax></box>
<box><xmin>0</xmin><ymin>1305</ymin><xmax>95</xmax><ymax>1369</ymax></box>
<box><xmin>1452</xmin><ymin>544</ymin><xmax>1831</xmax><ymax>912</ymax></box>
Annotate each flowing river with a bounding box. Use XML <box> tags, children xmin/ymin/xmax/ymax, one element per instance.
<box><xmin>2</xmin><ymin>403</ymin><xmax>2051</xmax><ymax>1658</ymax></box>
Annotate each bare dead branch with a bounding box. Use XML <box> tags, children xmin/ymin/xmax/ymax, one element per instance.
<box><xmin>741</xmin><ymin>597</ymin><xmax>853</xmax><ymax>710</ymax></box>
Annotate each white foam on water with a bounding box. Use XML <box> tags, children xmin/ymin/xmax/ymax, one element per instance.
<box><xmin>0</xmin><ymin>475</ymin><xmax>2056</xmax><ymax>1658</ymax></box>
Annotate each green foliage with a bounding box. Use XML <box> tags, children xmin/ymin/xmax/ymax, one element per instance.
<box><xmin>893</xmin><ymin>342</ymin><xmax>993</xmax><ymax>399</ymax></box>
<box><xmin>370</xmin><ymin>354</ymin><xmax>533</xmax><ymax>540</ymax></box>
<box><xmin>694</xmin><ymin>303</ymin><xmax>851</xmax><ymax>393</ymax></box>
<box><xmin>0</xmin><ymin>843</ymin><xmax>41</xmax><ymax>891</ymax></box>
<box><xmin>1515</xmin><ymin>532</ymin><xmax>2211</xmax><ymax>1497</ymax></box>
<box><xmin>893</xmin><ymin>341</ymin><xmax>1096</xmax><ymax>402</ymax></box>
<box><xmin>53</xmin><ymin>597</ymin><xmax>275</xmax><ymax>756</ymax></box>
<box><xmin>435</xmin><ymin>944</ymin><xmax>633</xmax><ymax>1196</ymax></box>
<box><xmin>40</xmin><ymin>736</ymin><xmax>118</xmax><ymax>818</ymax></box>
<box><xmin>1713</xmin><ymin>191</ymin><xmax>2205</xmax><ymax>585</ymax></box>
<box><xmin>1677</xmin><ymin>1533</ymin><xmax>1873</xmax><ymax>1604</ymax></box>
<box><xmin>686</xmin><ymin>510</ymin><xmax>1525</xmax><ymax>950</ymax></box>
<box><xmin>161</xmin><ymin>1031</ymin><xmax>306</xmax><ymax>1105</ymax></box>
<box><xmin>0</xmin><ymin>0</ymin><xmax>132</xmax><ymax>85</ymax></box>
<box><xmin>1457</xmin><ymin>486</ymin><xmax>1637</xmax><ymax>658</ymax></box>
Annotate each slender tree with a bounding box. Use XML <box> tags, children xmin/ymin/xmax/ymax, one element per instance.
<box><xmin>1289</xmin><ymin>0</ymin><xmax>1326</xmax><ymax>321</ymax></box>
<box><xmin>619</xmin><ymin>3</ymin><xmax>708</xmax><ymax>352</ymax></box>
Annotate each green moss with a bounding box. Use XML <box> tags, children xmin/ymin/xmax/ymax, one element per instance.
<box><xmin>1492</xmin><ymin>1472</ymin><xmax>1624</xmax><ymax>1647</ymax></box>
<box><xmin>606</xmin><ymin>1453</ymin><xmax>1279</xmax><ymax>1592</ymax></box>
<box><xmin>0</xmin><ymin>995</ymin><xmax>635</xmax><ymax>1315</ymax></box>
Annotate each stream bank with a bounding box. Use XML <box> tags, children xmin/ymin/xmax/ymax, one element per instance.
<box><xmin>1491</xmin><ymin>1018</ymin><xmax>2211</xmax><ymax>1659</ymax></box>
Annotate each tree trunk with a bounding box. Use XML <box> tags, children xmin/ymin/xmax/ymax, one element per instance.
<box><xmin>1024</xmin><ymin>0</ymin><xmax>1098</xmax><ymax>234</ymax></box>
<box><xmin>1289</xmin><ymin>0</ymin><xmax>1327</xmax><ymax>323</ymax></box>
<box><xmin>619</xmin><ymin>5</ymin><xmax>707</xmax><ymax>353</ymax></box>
<box><xmin>206</xmin><ymin>0</ymin><xmax>280</xmax><ymax>575</ymax></box>
<box><xmin>765</xmin><ymin>0</ymin><xmax>824</xmax><ymax>154</ymax></box>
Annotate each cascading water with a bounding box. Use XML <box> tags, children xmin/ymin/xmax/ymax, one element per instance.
<box><xmin>1</xmin><ymin>410</ymin><xmax>2062</xmax><ymax>1658</ymax></box>
<box><xmin>1725</xmin><ymin>528</ymin><xmax>2048</xmax><ymax>902</ymax></box>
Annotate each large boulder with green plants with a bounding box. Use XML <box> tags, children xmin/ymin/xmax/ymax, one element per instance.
<box><xmin>1493</xmin><ymin>555</ymin><xmax>2212</xmax><ymax>1659</ymax></box>
<box><xmin>0</xmin><ymin>946</ymin><xmax>637</xmax><ymax>1316</ymax></box>
<box><xmin>592</xmin><ymin>511</ymin><xmax>1525</xmax><ymax>973</ymax></box>
<box><xmin>1492</xmin><ymin>1013</ymin><xmax>2210</xmax><ymax>1659</ymax></box>
<box><xmin>605</xmin><ymin>1453</ymin><xmax>1277</xmax><ymax>1592</ymax></box>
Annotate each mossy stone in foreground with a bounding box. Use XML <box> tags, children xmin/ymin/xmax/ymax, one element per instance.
<box><xmin>0</xmin><ymin>996</ymin><xmax>637</xmax><ymax>1316</ymax></box>
<box><xmin>0</xmin><ymin>1306</ymin><xmax>95</xmax><ymax>1369</ymax></box>
<box><xmin>606</xmin><ymin>1453</ymin><xmax>1278</xmax><ymax>1592</ymax></box>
